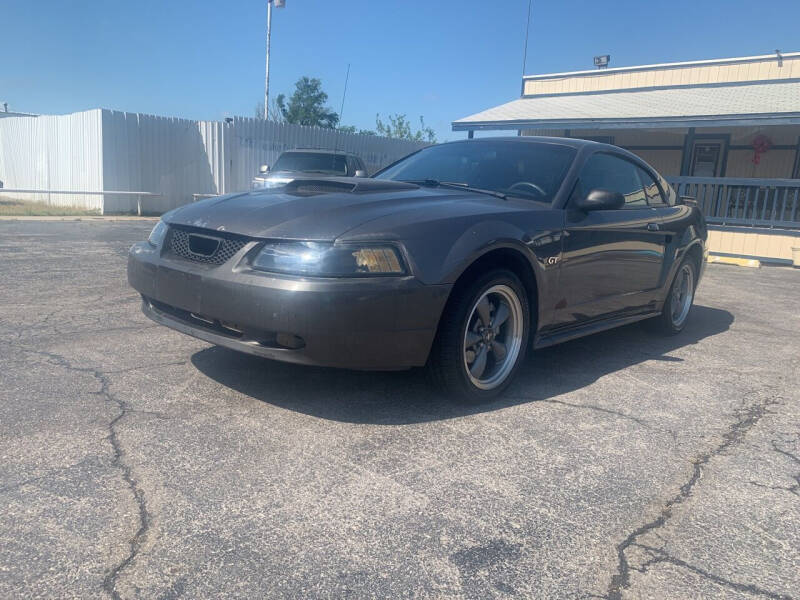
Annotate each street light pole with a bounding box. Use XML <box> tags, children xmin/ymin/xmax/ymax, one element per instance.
<box><xmin>264</xmin><ymin>0</ymin><xmax>272</xmax><ymax>120</ymax></box>
<box><xmin>264</xmin><ymin>0</ymin><xmax>286</xmax><ymax>120</ymax></box>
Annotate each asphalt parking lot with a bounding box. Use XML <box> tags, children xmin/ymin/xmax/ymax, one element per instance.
<box><xmin>1</xmin><ymin>220</ymin><xmax>798</xmax><ymax>599</ymax></box>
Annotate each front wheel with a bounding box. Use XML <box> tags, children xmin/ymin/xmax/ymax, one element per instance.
<box><xmin>428</xmin><ymin>269</ymin><xmax>530</xmax><ymax>401</ymax></box>
<box><xmin>651</xmin><ymin>257</ymin><xmax>697</xmax><ymax>334</ymax></box>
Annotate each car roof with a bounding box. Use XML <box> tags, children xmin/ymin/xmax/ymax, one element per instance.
<box><xmin>438</xmin><ymin>135</ymin><xmax>611</xmax><ymax>150</ymax></box>
<box><xmin>436</xmin><ymin>135</ymin><xmax>651</xmax><ymax>168</ymax></box>
<box><xmin>281</xmin><ymin>148</ymin><xmax>358</xmax><ymax>157</ymax></box>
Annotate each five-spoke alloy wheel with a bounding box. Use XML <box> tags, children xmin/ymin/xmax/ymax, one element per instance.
<box><xmin>429</xmin><ymin>269</ymin><xmax>530</xmax><ymax>401</ymax></box>
<box><xmin>669</xmin><ymin>263</ymin><xmax>694</xmax><ymax>328</ymax></box>
<box><xmin>462</xmin><ymin>285</ymin><xmax>524</xmax><ymax>390</ymax></box>
<box><xmin>651</xmin><ymin>255</ymin><xmax>698</xmax><ymax>334</ymax></box>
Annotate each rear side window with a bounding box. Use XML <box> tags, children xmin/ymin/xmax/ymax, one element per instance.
<box><xmin>574</xmin><ymin>153</ymin><xmax>647</xmax><ymax>209</ymax></box>
<box><xmin>638</xmin><ymin>168</ymin><xmax>666</xmax><ymax>206</ymax></box>
<box><xmin>660</xmin><ymin>174</ymin><xmax>677</xmax><ymax>205</ymax></box>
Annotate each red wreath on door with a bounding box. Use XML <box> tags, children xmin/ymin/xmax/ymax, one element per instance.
<box><xmin>752</xmin><ymin>134</ymin><xmax>772</xmax><ymax>165</ymax></box>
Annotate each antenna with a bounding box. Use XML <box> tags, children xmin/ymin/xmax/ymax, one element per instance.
<box><xmin>521</xmin><ymin>0</ymin><xmax>533</xmax><ymax>78</ymax></box>
<box><xmin>339</xmin><ymin>63</ymin><xmax>351</xmax><ymax>124</ymax></box>
<box><xmin>332</xmin><ymin>63</ymin><xmax>351</xmax><ymax>168</ymax></box>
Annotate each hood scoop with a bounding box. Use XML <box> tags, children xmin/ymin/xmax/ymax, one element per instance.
<box><xmin>283</xmin><ymin>177</ymin><xmax>418</xmax><ymax>196</ymax></box>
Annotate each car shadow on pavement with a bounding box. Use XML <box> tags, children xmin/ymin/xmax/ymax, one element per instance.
<box><xmin>190</xmin><ymin>305</ymin><xmax>733</xmax><ymax>424</ymax></box>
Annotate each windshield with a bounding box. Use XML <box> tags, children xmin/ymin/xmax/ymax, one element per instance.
<box><xmin>272</xmin><ymin>152</ymin><xmax>348</xmax><ymax>175</ymax></box>
<box><xmin>375</xmin><ymin>140</ymin><xmax>576</xmax><ymax>203</ymax></box>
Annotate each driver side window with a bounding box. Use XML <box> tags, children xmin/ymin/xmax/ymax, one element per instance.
<box><xmin>573</xmin><ymin>153</ymin><xmax>648</xmax><ymax>209</ymax></box>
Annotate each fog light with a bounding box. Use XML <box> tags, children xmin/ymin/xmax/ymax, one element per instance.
<box><xmin>275</xmin><ymin>332</ymin><xmax>305</xmax><ymax>349</ymax></box>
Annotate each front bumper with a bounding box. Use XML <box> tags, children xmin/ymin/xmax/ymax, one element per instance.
<box><xmin>127</xmin><ymin>241</ymin><xmax>450</xmax><ymax>370</ymax></box>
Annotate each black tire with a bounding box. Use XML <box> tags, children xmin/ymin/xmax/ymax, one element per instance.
<box><xmin>650</xmin><ymin>255</ymin><xmax>698</xmax><ymax>335</ymax></box>
<box><xmin>428</xmin><ymin>269</ymin><xmax>530</xmax><ymax>401</ymax></box>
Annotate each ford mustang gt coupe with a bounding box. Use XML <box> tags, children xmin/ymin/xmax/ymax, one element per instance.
<box><xmin>128</xmin><ymin>137</ymin><xmax>707</xmax><ymax>400</ymax></box>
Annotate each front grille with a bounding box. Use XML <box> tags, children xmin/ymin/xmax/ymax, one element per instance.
<box><xmin>167</xmin><ymin>227</ymin><xmax>248</xmax><ymax>265</ymax></box>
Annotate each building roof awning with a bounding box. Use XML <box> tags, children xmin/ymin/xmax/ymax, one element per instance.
<box><xmin>452</xmin><ymin>80</ymin><xmax>800</xmax><ymax>131</ymax></box>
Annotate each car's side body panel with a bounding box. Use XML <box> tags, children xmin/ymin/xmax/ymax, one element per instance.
<box><xmin>554</xmin><ymin>205</ymin><xmax>667</xmax><ymax>327</ymax></box>
<box><xmin>539</xmin><ymin>143</ymin><xmax>707</xmax><ymax>342</ymax></box>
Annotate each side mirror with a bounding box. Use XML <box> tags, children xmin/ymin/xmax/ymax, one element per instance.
<box><xmin>354</xmin><ymin>169</ymin><xmax>367</xmax><ymax>178</ymax></box>
<box><xmin>575</xmin><ymin>188</ymin><xmax>625</xmax><ymax>211</ymax></box>
<box><xmin>259</xmin><ymin>164</ymin><xmax>270</xmax><ymax>174</ymax></box>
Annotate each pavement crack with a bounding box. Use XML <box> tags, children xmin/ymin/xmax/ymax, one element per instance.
<box><xmin>749</xmin><ymin>440</ymin><xmax>800</xmax><ymax>498</ymax></box>
<box><xmin>26</xmin><ymin>349</ymin><xmax>151</xmax><ymax>600</ymax></box>
<box><xmin>604</xmin><ymin>393</ymin><xmax>781</xmax><ymax>600</ymax></box>
<box><xmin>518</xmin><ymin>397</ymin><xmax>652</xmax><ymax>428</ymax></box>
<box><xmin>634</xmin><ymin>544</ymin><xmax>795</xmax><ymax>600</ymax></box>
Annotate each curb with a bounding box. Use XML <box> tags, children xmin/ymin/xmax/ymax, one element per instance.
<box><xmin>708</xmin><ymin>255</ymin><xmax>761</xmax><ymax>268</ymax></box>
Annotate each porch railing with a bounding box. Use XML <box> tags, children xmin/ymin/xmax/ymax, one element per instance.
<box><xmin>666</xmin><ymin>176</ymin><xmax>800</xmax><ymax>228</ymax></box>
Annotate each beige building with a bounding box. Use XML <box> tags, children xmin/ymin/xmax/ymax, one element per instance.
<box><xmin>454</xmin><ymin>52</ymin><xmax>800</xmax><ymax>263</ymax></box>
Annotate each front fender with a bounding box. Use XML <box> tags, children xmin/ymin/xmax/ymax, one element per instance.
<box><xmin>416</xmin><ymin>220</ymin><xmax>563</xmax><ymax>334</ymax></box>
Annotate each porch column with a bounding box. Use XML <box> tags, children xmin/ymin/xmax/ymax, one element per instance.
<box><xmin>680</xmin><ymin>127</ymin><xmax>696</xmax><ymax>176</ymax></box>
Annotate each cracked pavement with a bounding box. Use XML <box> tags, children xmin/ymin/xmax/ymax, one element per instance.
<box><xmin>1</xmin><ymin>221</ymin><xmax>798</xmax><ymax>599</ymax></box>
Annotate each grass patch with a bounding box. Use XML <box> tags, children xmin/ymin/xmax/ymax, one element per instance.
<box><xmin>0</xmin><ymin>198</ymin><xmax>101</xmax><ymax>216</ymax></box>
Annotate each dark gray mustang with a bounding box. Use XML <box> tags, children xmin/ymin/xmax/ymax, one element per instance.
<box><xmin>128</xmin><ymin>137</ymin><xmax>707</xmax><ymax>400</ymax></box>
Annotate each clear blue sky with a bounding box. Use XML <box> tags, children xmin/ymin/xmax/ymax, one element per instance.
<box><xmin>2</xmin><ymin>0</ymin><xmax>799</xmax><ymax>142</ymax></box>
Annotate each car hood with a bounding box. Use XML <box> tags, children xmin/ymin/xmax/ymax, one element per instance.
<box><xmin>164</xmin><ymin>178</ymin><xmax>529</xmax><ymax>240</ymax></box>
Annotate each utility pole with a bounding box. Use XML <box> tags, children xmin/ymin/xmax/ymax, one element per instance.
<box><xmin>264</xmin><ymin>0</ymin><xmax>286</xmax><ymax>120</ymax></box>
<box><xmin>264</xmin><ymin>1</ymin><xmax>272</xmax><ymax>119</ymax></box>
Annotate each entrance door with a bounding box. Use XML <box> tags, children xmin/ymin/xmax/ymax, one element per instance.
<box><xmin>690</xmin><ymin>140</ymin><xmax>727</xmax><ymax>177</ymax></box>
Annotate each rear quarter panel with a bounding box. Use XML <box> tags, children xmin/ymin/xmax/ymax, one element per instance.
<box><xmin>658</xmin><ymin>204</ymin><xmax>708</xmax><ymax>291</ymax></box>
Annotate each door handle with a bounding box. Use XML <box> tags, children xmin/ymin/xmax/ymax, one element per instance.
<box><xmin>646</xmin><ymin>222</ymin><xmax>660</xmax><ymax>232</ymax></box>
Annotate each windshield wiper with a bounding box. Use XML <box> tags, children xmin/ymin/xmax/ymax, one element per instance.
<box><xmin>400</xmin><ymin>179</ymin><xmax>507</xmax><ymax>200</ymax></box>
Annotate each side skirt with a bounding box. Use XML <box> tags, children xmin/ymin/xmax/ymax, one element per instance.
<box><xmin>533</xmin><ymin>310</ymin><xmax>661</xmax><ymax>349</ymax></box>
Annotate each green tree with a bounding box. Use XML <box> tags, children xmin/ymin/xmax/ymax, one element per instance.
<box><xmin>337</xmin><ymin>125</ymin><xmax>376</xmax><ymax>136</ymax></box>
<box><xmin>375</xmin><ymin>113</ymin><xmax>436</xmax><ymax>143</ymax></box>
<box><xmin>275</xmin><ymin>77</ymin><xmax>339</xmax><ymax>128</ymax></box>
<box><xmin>254</xmin><ymin>99</ymin><xmax>286</xmax><ymax>122</ymax></box>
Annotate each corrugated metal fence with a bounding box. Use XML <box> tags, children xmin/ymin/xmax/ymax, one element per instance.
<box><xmin>0</xmin><ymin>110</ymin><xmax>104</xmax><ymax>209</ymax></box>
<box><xmin>0</xmin><ymin>109</ymin><xmax>429</xmax><ymax>214</ymax></box>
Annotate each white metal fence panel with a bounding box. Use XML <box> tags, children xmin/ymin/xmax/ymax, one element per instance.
<box><xmin>221</xmin><ymin>117</ymin><xmax>427</xmax><ymax>191</ymax></box>
<box><xmin>0</xmin><ymin>109</ymin><xmax>103</xmax><ymax>209</ymax></box>
<box><xmin>0</xmin><ymin>109</ymin><xmax>429</xmax><ymax>213</ymax></box>
<box><xmin>102</xmin><ymin>110</ymin><xmax>221</xmax><ymax>213</ymax></box>
<box><xmin>102</xmin><ymin>112</ymin><xmax>427</xmax><ymax>213</ymax></box>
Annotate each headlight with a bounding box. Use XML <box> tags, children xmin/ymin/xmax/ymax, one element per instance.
<box><xmin>252</xmin><ymin>241</ymin><xmax>406</xmax><ymax>277</ymax></box>
<box><xmin>148</xmin><ymin>220</ymin><xmax>168</xmax><ymax>247</ymax></box>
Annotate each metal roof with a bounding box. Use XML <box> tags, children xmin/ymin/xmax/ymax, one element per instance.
<box><xmin>452</xmin><ymin>80</ymin><xmax>800</xmax><ymax>131</ymax></box>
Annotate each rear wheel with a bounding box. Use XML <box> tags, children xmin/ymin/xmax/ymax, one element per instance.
<box><xmin>651</xmin><ymin>257</ymin><xmax>697</xmax><ymax>334</ymax></box>
<box><xmin>428</xmin><ymin>269</ymin><xmax>530</xmax><ymax>401</ymax></box>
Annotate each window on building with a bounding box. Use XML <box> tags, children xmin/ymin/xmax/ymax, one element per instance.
<box><xmin>573</xmin><ymin>153</ymin><xmax>647</xmax><ymax>209</ymax></box>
